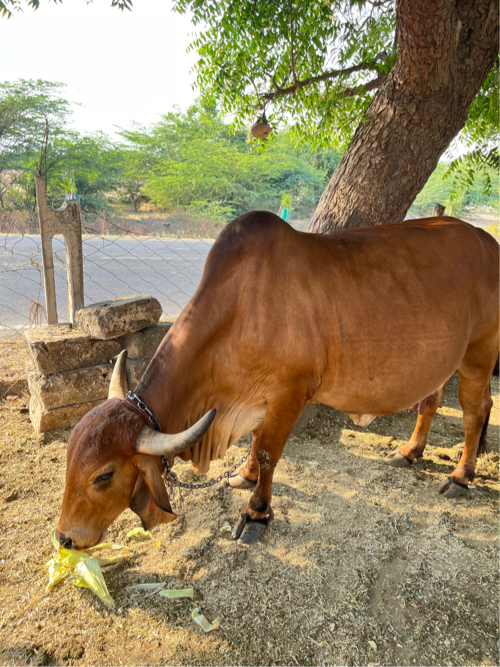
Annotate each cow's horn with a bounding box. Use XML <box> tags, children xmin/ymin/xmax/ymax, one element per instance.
<box><xmin>136</xmin><ymin>409</ymin><xmax>217</xmax><ymax>456</ymax></box>
<box><xmin>108</xmin><ymin>350</ymin><xmax>128</xmax><ymax>399</ymax></box>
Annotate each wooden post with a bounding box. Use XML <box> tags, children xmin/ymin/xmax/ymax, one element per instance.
<box><xmin>35</xmin><ymin>171</ymin><xmax>84</xmax><ymax>325</ymax></box>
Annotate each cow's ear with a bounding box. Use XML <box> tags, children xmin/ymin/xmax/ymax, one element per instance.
<box><xmin>130</xmin><ymin>456</ymin><xmax>177</xmax><ymax>529</ymax></box>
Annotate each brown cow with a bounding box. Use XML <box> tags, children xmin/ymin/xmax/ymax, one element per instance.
<box><xmin>57</xmin><ymin>214</ymin><xmax>499</xmax><ymax>548</ymax></box>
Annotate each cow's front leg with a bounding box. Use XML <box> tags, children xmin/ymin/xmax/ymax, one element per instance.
<box><xmin>228</xmin><ymin>426</ymin><xmax>262</xmax><ymax>489</ymax></box>
<box><xmin>232</xmin><ymin>412</ymin><xmax>294</xmax><ymax>544</ymax></box>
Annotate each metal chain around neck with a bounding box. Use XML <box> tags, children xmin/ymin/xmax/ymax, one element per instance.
<box><xmin>126</xmin><ymin>391</ymin><xmax>161</xmax><ymax>431</ymax></box>
<box><xmin>125</xmin><ymin>391</ymin><xmax>251</xmax><ymax>503</ymax></box>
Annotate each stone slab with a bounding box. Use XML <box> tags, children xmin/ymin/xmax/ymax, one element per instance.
<box><xmin>291</xmin><ymin>403</ymin><xmax>318</xmax><ymax>435</ymax></box>
<box><xmin>27</xmin><ymin>363</ymin><xmax>113</xmax><ymax>411</ymax></box>
<box><xmin>74</xmin><ymin>294</ymin><xmax>162</xmax><ymax>340</ymax></box>
<box><xmin>120</xmin><ymin>320</ymin><xmax>174</xmax><ymax>360</ymax></box>
<box><xmin>29</xmin><ymin>392</ymin><xmax>102</xmax><ymax>433</ymax></box>
<box><xmin>126</xmin><ymin>359</ymin><xmax>150</xmax><ymax>390</ymax></box>
<box><xmin>24</xmin><ymin>325</ymin><xmax>120</xmax><ymax>375</ymax></box>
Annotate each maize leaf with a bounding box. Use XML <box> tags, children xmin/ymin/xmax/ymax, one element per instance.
<box><xmin>60</xmin><ymin>552</ymin><xmax>87</xmax><ymax>568</ymax></box>
<box><xmin>96</xmin><ymin>554</ymin><xmax>130</xmax><ymax>567</ymax></box>
<box><xmin>73</xmin><ymin>558</ymin><xmax>115</xmax><ymax>608</ymax></box>
<box><xmin>46</xmin><ymin>558</ymin><xmax>70</xmax><ymax>590</ymax></box>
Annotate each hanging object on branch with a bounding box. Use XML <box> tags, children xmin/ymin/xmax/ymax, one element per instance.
<box><xmin>251</xmin><ymin>112</ymin><xmax>272</xmax><ymax>139</ymax></box>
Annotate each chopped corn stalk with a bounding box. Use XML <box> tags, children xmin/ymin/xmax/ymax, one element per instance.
<box><xmin>88</xmin><ymin>542</ymin><xmax>125</xmax><ymax>552</ymax></box>
<box><xmin>191</xmin><ymin>608</ymin><xmax>219</xmax><ymax>632</ymax></box>
<box><xmin>46</xmin><ymin>528</ymin><xmax>130</xmax><ymax>607</ymax></box>
<box><xmin>160</xmin><ymin>588</ymin><xmax>194</xmax><ymax>599</ymax></box>
<box><xmin>126</xmin><ymin>527</ymin><xmax>154</xmax><ymax>540</ymax></box>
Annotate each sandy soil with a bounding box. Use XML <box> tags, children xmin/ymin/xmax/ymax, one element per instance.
<box><xmin>0</xmin><ymin>343</ymin><xmax>498</xmax><ymax>667</ymax></box>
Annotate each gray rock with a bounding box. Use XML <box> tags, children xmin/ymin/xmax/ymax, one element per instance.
<box><xmin>29</xmin><ymin>392</ymin><xmax>102</xmax><ymax>433</ymax></box>
<box><xmin>24</xmin><ymin>325</ymin><xmax>120</xmax><ymax>375</ymax></box>
<box><xmin>291</xmin><ymin>403</ymin><xmax>318</xmax><ymax>435</ymax></box>
<box><xmin>120</xmin><ymin>320</ymin><xmax>174</xmax><ymax>360</ymax></box>
<box><xmin>0</xmin><ymin>379</ymin><xmax>28</xmax><ymax>398</ymax></box>
<box><xmin>27</xmin><ymin>363</ymin><xmax>113</xmax><ymax>411</ymax></box>
<box><xmin>74</xmin><ymin>295</ymin><xmax>162</xmax><ymax>340</ymax></box>
<box><xmin>126</xmin><ymin>359</ymin><xmax>150</xmax><ymax>390</ymax></box>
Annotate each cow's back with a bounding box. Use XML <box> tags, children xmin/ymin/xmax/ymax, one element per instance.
<box><xmin>198</xmin><ymin>213</ymin><xmax>498</xmax><ymax>414</ymax></box>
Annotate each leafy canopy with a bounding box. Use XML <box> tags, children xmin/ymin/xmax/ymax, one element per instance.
<box><xmin>445</xmin><ymin>61</ymin><xmax>499</xmax><ymax>203</ymax></box>
<box><xmin>0</xmin><ymin>0</ymin><xmax>132</xmax><ymax>19</ymax></box>
<box><xmin>174</xmin><ymin>0</ymin><xmax>396</xmax><ymax>150</ymax></box>
<box><xmin>175</xmin><ymin>0</ymin><xmax>498</xmax><ymax>200</ymax></box>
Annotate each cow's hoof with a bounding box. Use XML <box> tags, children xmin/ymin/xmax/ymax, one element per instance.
<box><xmin>388</xmin><ymin>452</ymin><xmax>412</xmax><ymax>468</ymax></box>
<box><xmin>438</xmin><ymin>476</ymin><xmax>469</xmax><ymax>498</ymax></box>
<box><xmin>228</xmin><ymin>473</ymin><xmax>258</xmax><ymax>490</ymax></box>
<box><xmin>231</xmin><ymin>510</ymin><xmax>273</xmax><ymax>544</ymax></box>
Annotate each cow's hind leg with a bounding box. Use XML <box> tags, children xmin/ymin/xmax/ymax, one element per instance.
<box><xmin>389</xmin><ymin>385</ymin><xmax>445</xmax><ymax>468</ymax></box>
<box><xmin>438</xmin><ymin>364</ymin><xmax>493</xmax><ymax>499</ymax></box>
<box><xmin>231</xmin><ymin>401</ymin><xmax>300</xmax><ymax>544</ymax></box>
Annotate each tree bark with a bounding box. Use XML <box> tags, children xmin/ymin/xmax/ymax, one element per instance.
<box><xmin>309</xmin><ymin>0</ymin><xmax>499</xmax><ymax>233</ymax></box>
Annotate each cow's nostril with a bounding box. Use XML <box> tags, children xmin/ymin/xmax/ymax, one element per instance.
<box><xmin>58</xmin><ymin>532</ymin><xmax>73</xmax><ymax>549</ymax></box>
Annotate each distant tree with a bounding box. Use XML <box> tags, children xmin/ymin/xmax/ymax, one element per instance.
<box><xmin>0</xmin><ymin>80</ymin><xmax>124</xmax><ymax>215</ymax></box>
<box><xmin>0</xmin><ymin>79</ymin><xmax>71</xmax><ymax>208</ymax></box>
<box><xmin>409</xmin><ymin>162</ymin><xmax>499</xmax><ymax>218</ymax></box>
<box><xmin>119</xmin><ymin>104</ymin><xmax>328</xmax><ymax>219</ymax></box>
<box><xmin>44</xmin><ymin>132</ymin><xmax>124</xmax><ymax>216</ymax></box>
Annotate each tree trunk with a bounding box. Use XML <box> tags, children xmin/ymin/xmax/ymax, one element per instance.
<box><xmin>309</xmin><ymin>0</ymin><xmax>499</xmax><ymax>233</ymax></box>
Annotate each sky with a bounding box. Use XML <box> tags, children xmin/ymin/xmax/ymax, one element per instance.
<box><xmin>0</xmin><ymin>0</ymin><xmax>198</xmax><ymax>137</ymax></box>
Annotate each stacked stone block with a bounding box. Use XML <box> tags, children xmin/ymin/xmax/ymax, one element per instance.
<box><xmin>25</xmin><ymin>325</ymin><xmax>120</xmax><ymax>433</ymax></box>
<box><xmin>119</xmin><ymin>321</ymin><xmax>173</xmax><ymax>389</ymax></box>
<box><xmin>25</xmin><ymin>295</ymin><xmax>173</xmax><ymax>433</ymax></box>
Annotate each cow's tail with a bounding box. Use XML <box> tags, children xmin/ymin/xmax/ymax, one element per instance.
<box><xmin>493</xmin><ymin>353</ymin><xmax>499</xmax><ymax>377</ymax></box>
<box><xmin>477</xmin><ymin>388</ymin><xmax>491</xmax><ymax>458</ymax></box>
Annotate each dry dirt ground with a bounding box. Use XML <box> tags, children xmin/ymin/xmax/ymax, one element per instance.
<box><xmin>0</xmin><ymin>340</ymin><xmax>498</xmax><ymax>667</ymax></box>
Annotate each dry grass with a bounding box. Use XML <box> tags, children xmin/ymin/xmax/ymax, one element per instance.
<box><xmin>0</xmin><ymin>338</ymin><xmax>29</xmax><ymax>399</ymax></box>
<box><xmin>0</xmin><ymin>338</ymin><xmax>28</xmax><ymax>384</ymax></box>
<box><xmin>0</xmin><ymin>356</ymin><xmax>498</xmax><ymax>666</ymax></box>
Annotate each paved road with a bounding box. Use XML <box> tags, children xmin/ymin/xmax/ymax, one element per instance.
<box><xmin>0</xmin><ymin>234</ymin><xmax>213</xmax><ymax>336</ymax></box>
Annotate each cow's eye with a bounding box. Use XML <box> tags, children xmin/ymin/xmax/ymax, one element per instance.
<box><xmin>94</xmin><ymin>471</ymin><xmax>114</xmax><ymax>484</ymax></box>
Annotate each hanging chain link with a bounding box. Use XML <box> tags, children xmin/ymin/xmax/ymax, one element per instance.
<box><xmin>126</xmin><ymin>390</ymin><xmax>251</xmax><ymax>503</ymax></box>
<box><xmin>162</xmin><ymin>447</ymin><xmax>250</xmax><ymax>490</ymax></box>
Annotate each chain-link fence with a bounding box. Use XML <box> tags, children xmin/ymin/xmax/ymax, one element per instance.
<box><xmin>0</xmin><ymin>212</ymin><xmax>213</xmax><ymax>338</ymax></box>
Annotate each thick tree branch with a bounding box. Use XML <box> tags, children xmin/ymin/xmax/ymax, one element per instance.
<box><xmin>342</xmin><ymin>72</ymin><xmax>387</xmax><ymax>97</ymax></box>
<box><xmin>262</xmin><ymin>61</ymin><xmax>385</xmax><ymax>101</ymax></box>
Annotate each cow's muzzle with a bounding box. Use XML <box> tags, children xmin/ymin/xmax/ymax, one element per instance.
<box><xmin>56</xmin><ymin>531</ymin><xmax>73</xmax><ymax>549</ymax></box>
